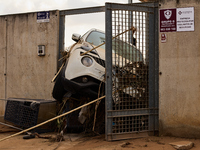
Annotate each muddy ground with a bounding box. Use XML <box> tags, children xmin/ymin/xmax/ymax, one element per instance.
<box><xmin>0</xmin><ymin>124</ymin><xmax>200</xmax><ymax>150</ymax></box>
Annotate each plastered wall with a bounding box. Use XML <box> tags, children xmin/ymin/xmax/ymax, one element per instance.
<box><xmin>159</xmin><ymin>0</ymin><xmax>200</xmax><ymax>138</ymax></box>
<box><xmin>0</xmin><ymin>11</ymin><xmax>59</xmax><ymax>115</ymax></box>
<box><xmin>0</xmin><ymin>17</ymin><xmax>6</xmax><ymax>115</ymax></box>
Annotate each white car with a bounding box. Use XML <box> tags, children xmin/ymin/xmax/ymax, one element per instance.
<box><xmin>52</xmin><ymin>29</ymin><xmax>144</xmax><ymax>102</ymax></box>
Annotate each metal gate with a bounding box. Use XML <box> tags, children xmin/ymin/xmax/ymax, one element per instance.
<box><xmin>105</xmin><ymin>2</ymin><xmax>158</xmax><ymax>141</ymax></box>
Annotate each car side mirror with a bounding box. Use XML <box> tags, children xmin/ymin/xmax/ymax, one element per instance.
<box><xmin>72</xmin><ymin>33</ymin><xmax>81</xmax><ymax>42</ymax></box>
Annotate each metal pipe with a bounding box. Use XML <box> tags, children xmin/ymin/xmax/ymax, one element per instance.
<box><xmin>0</xmin><ymin>122</ymin><xmax>31</xmax><ymax>135</ymax></box>
<box><xmin>0</xmin><ymin>121</ymin><xmax>23</xmax><ymax>131</ymax></box>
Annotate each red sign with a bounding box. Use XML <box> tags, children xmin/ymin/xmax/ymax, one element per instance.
<box><xmin>160</xmin><ymin>9</ymin><xmax>176</xmax><ymax>32</ymax></box>
<box><xmin>161</xmin><ymin>33</ymin><xmax>167</xmax><ymax>43</ymax></box>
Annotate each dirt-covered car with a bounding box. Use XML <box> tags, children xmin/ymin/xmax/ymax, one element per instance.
<box><xmin>52</xmin><ymin>28</ymin><xmax>144</xmax><ymax>102</ymax></box>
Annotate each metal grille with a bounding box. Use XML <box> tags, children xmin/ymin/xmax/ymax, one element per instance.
<box><xmin>112</xmin><ymin>10</ymin><xmax>149</xmax><ymax>111</ymax></box>
<box><xmin>105</xmin><ymin>3</ymin><xmax>158</xmax><ymax>141</ymax></box>
<box><xmin>112</xmin><ymin>115</ymin><xmax>149</xmax><ymax>133</ymax></box>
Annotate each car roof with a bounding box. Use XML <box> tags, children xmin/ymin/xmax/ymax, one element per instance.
<box><xmin>81</xmin><ymin>28</ymin><xmax>105</xmax><ymax>40</ymax></box>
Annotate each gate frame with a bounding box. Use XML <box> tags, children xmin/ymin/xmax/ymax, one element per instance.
<box><xmin>105</xmin><ymin>2</ymin><xmax>159</xmax><ymax>141</ymax></box>
<box><xmin>58</xmin><ymin>2</ymin><xmax>159</xmax><ymax>141</ymax></box>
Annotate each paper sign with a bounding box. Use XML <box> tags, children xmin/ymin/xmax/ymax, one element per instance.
<box><xmin>177</xmin><ymin>7</ymin><xmax>194</xmax><ymax>32</ymax></box>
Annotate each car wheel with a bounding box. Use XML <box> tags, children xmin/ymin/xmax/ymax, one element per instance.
<box><xmin>52</xmin><ymin>69</ymin><xmax>67</xmax><ymax>102</ymax></box>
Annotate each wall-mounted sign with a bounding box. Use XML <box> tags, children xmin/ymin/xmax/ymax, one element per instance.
<box><xmin>177</xmin><ymin>7</ymin><xmax>194</xmax><ymax>32</ymax></box>
<box><xmin>37</xmin><ymin>11</ymin><xmax>50</xmax><ymax>23</ymax></box>
<box><xmin>160</xmin><ymin>9</ymin><xmax>176</xmax><ymax>32</ymax></box>
<box><xmin>160</xmin><ymin>7</ymin><xmax>194</xmax><ymax>32</ymax></box>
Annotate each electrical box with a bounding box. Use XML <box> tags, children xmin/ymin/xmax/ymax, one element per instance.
<box><xmin>38</xmin><ymin>45</ymin><xmax>45</xmax><ymax>56</ymax></box>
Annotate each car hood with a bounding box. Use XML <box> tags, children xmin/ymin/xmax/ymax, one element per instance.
<box><xmin>67</xmin><ymin>42</ymin><xmax>138</xmax><ymax>69</ymax></box>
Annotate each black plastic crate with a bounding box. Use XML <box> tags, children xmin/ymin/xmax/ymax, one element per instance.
<box><xmin>4</xmin><ymin>99</ymin><xmax>40</xmax><ymax>128</ymax></box>
<box><xmin>4</xmin><ymin>98</ymin><xmax>57</xmax><ymax>131</ymax></box>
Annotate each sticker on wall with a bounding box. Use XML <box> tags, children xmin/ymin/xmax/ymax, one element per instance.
<box><xmin>37</xmin><ymin>11</ymin><xmax>50</xmax><ymax>23</ymax></box>
<box><xmin>161</xmin><ymin>33</ymin><xmax>167</xmax><ymax>43</ymax></box>
<box><xmin>160</xmin><ymin>7</ymin><xmax>194</xmax><ymax>32</ymax></box>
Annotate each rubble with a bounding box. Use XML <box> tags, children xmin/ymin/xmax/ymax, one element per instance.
<box><xmin>169</xmin><ymin>141</ymin><xmax>194</xmax><ymax>150</ymax></box>
<box><xmin>121</xmin><ymin>142</ymin><xmax>131</xmax><ymax>148</ymax></box>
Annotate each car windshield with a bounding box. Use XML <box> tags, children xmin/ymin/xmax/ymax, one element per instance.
<box><xmin>86</xmin><ymin>31</ymin><xmax>143</xmax><ymax>62</ymax></box>
<box><xmin>86</xmin><ymin>31</ymin><xmax>105</xmax><ymax>49</ymax></box>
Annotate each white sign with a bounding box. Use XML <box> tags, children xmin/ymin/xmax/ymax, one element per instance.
<box><xmin>176</xmin><ymin>7</ymin><xmax>194</xmax><ymax>32</ymax></box>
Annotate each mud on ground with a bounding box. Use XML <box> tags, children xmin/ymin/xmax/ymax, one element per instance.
<box><xmin>0</xmin><ymin>124</ymin><xmax>200</xmax><ymax>150</ymax></box>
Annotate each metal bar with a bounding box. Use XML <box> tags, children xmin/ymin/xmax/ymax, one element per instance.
<box><xmin>153</xmin><ymin>3</ymin><xmax>159</xmax><ymax>132</ymax></box>
<box><xmin>108</xmin><ymin>113</ymin><xmax>158</xmax><ymax>118</ymax></box>
<box><xmin>0</xmin><ymin>122</ymin><xmax>23</xmax><ymax>131</ymax></box>
<box><xmin>145</xmin><ymin>11</ymin><xmax>149</xmax><ymax>64</ymax></box>
<box><xmin>107</xmin><ymin>132</ymin><xmax>148</xmax><ymax>141</ymax></box>
<box><xmin>149</xmin><ymin>2</ymin><xmax>158</xmax><ymax>135</ymax></box>
<box><xmin>105</xmin><ymin>3</ymin><xmax>113</xmax><ymax>141</ymax></box>
<box><xmin>60</xmin><ymin>6</ymin><xmax>105</xmax><ymax>16</ymax></box>
<box><xmin>109</xmin><ymin>113</ymin><xmax>157</xmax><ymax>119</ymax></box>
<box><xmin>58</xmin><ymin>15</ymin><xmax>65</xmax><ymax>69</ymax></box>
<box><xmin>128</xmin><ymin>2</ymin><xmax>159</xmax><ymax>8</ymax></box>
<box><xmin>0</xmin><ymin>121</ymin><xmax>31</xmax><ymax>136</ymax></box>
<box><xmin>128</xmin><ymin>10</ymin><xmax>133</xmax><ymax>44</ymax></box>
<box><xmin>148</xmin><ymin>16</ymin><xmax>155</xmax><ymax>134</ymax></box>
<box><xmin>106</xmin><ymin>3</ymin><xmax>155</xmax><ymax>13</ymax></box>
<box><xmin>107</xmin><ymin>108</ymin><xmax>158</xmax><ymax>118</ymax></box>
